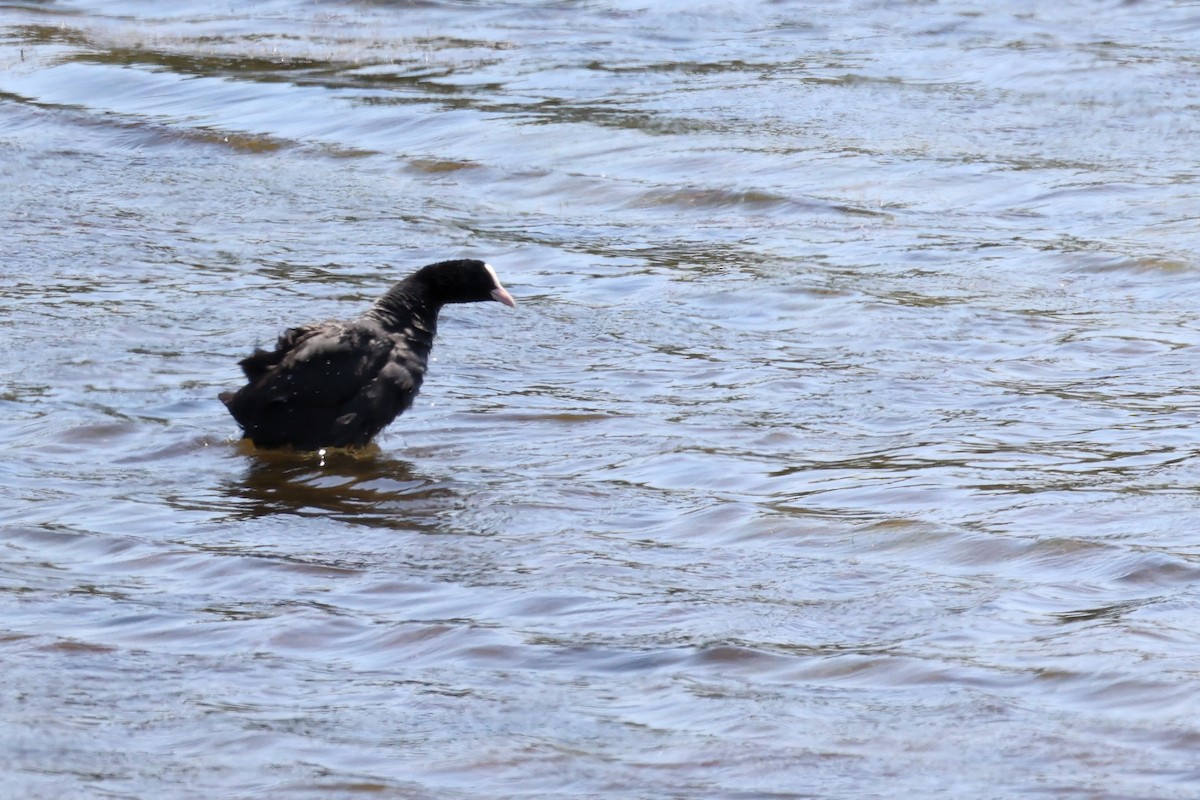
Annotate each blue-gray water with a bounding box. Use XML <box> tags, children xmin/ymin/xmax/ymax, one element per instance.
<box><xmin>4</xmin><ymin>1</ymin><xmax>1200</xmax><ymax>797</ymax></box>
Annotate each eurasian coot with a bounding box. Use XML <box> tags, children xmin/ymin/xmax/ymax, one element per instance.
<box><xmin>220</xmin><ymin>259</ymin><xmax>516</xmax><ymax>450</ymax></box>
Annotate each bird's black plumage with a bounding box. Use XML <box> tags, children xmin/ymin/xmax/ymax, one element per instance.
<box><xmin>220</xmin><ymin>259</ymin><xmax>515</xmax><ymax>450</ymax></box>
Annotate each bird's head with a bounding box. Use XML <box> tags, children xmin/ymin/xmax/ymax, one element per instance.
<box><xmin>418</xmin><ymin>259</ymin><xmax>516</xmax><ymax>308</ymax></box>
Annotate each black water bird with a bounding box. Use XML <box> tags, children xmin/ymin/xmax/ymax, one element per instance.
<box><xmin>220</xmin><ymin>259</ymin><xmax>516</xmax><ymax>450</ymax></box>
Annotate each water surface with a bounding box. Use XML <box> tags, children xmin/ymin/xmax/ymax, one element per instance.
<box><xmin>3</xmin><ymin>1</ymin><xmax>1200</xmax><ymax>797</ymax></box>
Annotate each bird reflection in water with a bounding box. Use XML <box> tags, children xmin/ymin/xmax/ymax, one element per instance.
<box><xmin>224</xmin><ymin>440</ymin><xmax>454</xmax><ymax>528</ymax></box>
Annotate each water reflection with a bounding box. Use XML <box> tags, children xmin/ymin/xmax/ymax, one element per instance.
<box><xmin>222</xmin><ymin>443</ymin><xmax>453</xmax><ymax>528</ymax></box>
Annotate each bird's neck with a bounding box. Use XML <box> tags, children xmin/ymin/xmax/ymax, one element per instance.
<box><xmin>367</xmin><ymin>287</ymin><xmax>441</xmax><ymax>344</ymax></box>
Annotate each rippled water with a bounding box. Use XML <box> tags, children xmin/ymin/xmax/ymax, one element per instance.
<box><xmin>4</xmin><ymin>1</ymin><xmax>1200</xmax><ymax>797</ymax></box>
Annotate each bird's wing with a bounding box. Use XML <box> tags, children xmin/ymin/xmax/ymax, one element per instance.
<box><xmin>237</xmin><ymin>324</ymin><xmax>322</xmax><ymax>380</ymax></box>
<box><xmin>244</xmin><ymin>322</ymin><xmax>403</xmax><ymax>410</ymax></box>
